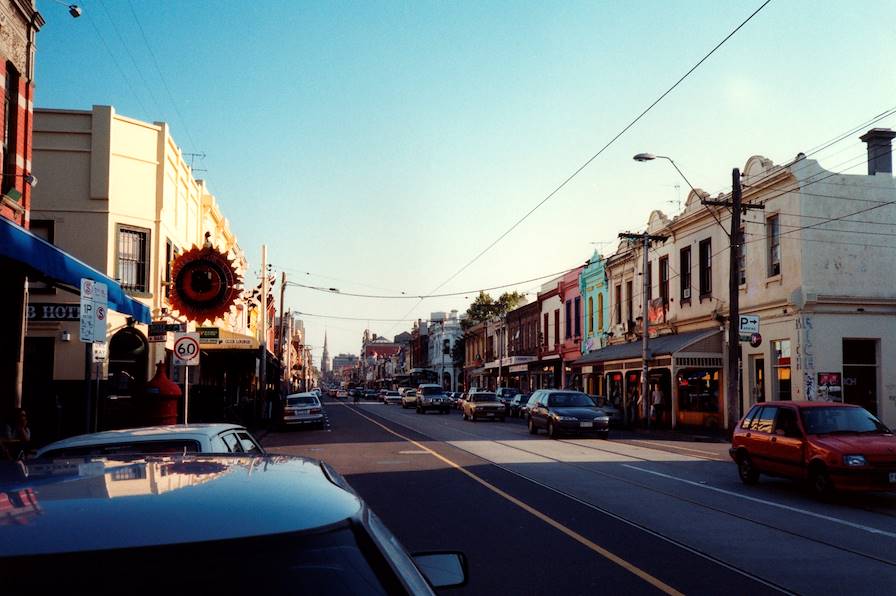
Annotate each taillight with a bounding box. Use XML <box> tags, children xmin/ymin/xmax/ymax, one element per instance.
<box><xmin>310</xmin><ymin>408</ymin><xmax>322</xmax><ymax>414</ymax></box>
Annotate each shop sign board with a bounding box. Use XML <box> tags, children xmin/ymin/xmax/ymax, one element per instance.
<box><xmin>198</xmin><ymin>327</ymin><xmax>220</xmax><ymax>344</ymax></box>
<box><xmin>148</xmin><ymin>321</ymin><xmax>168</xmax><ymax>342</ymax></box>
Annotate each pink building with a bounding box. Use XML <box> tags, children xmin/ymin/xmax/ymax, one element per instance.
<box><xmin>558</xmin><ymin>266</ymin><xmax>584</xmax><ymax>389</ymax></box>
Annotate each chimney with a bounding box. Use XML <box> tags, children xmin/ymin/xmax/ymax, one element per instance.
<box><xmin>859</xmin><ymin>128</ymin><xmax>896</xmax><ymax>175</ymax></box>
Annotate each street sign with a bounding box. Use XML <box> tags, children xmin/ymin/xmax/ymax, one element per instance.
<box><xmin>79</xmin><ymin>279</ymin><xmax>95</xmax><ymax>342</ymax></box>
<box><xmin>749</xmin><ymin>332</ymin><xmax>762</xmax><ymax>348</ymax></box>
<box><xmin>198</xmin><ymin>327</ymin><xmax>220</xmax><ymax>344</ymax></box>
<box><xmin>148</xmin><ymin>321</ymin><xmax>167</xmax><ymax>342</ymax></box>
<box><xmin>166</xmin><ymin>323</ymin><xmax>186</xmax><ymax>332</ymax></box>
<box><xmin>739</xmin><ymin>315</ymin><xmax>759</xmax><ymax>334</ymax></box>
<box><xmin>174</xmin><ymin>332</ymin><xmax>200</xmax><ymax>366</ymax></box>
<box><xmin>92</xmin><ymin>342</ymin><xmax>107</xmax><ymax>363</ymax></box>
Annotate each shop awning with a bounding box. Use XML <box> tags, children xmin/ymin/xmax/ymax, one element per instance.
<box><xmin>0</xmin><ymin>216</ymin><xmax>151</xmax><ymax>323</ymax></box>
<box><xmin>571</xmin><ymin>329</ymin><xmax>722</xmax><ymax>366</ymax></box>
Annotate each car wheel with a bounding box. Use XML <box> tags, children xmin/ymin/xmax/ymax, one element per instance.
<box><xmin>548</xmin><ymin>421</ymin><xmax>558</xmax><ymax>439</ymax></box>
<box><xmin>599</xmin><ymin>431</ymin><xmax>609</xmax><ymax>440</ymax></box>
<box><xmin>528</xmin><ymin>418</ymin><xmax>538</xmax><ymax>434</ymax></box>
<box><xmin>737</xmin><ymin>452</ymin><xmax>759</xmax><ymax>485</ymax></box>
<box><xmin>809</xmin><ymin>464</ymin><xmax>833</xmax><ymax>498</ymax></box>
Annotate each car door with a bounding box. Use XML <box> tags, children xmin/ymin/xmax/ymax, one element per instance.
<box><xmin>531</xmin><ymin>392</ymin><xmax>549</xmax><ymax>429</ymax></box>
<box><xmin>767</xmin><ymin>406</ymin><xmax>807</xmax><ymax>479</ymax></box>
<box><xmin>745</xmin><ymin>406</ymin><xmax>777</xmax><ymax>473</ymax></box>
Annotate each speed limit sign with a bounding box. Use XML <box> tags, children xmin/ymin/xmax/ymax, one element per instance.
<box><xmin>174</xmin><ymin>332</ymin><xmax>200</xmax><ymax>366</ymax></box>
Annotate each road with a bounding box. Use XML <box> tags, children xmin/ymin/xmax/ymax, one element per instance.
<box><xmin>264</xmin><ymin>399</ymin><xmax>896</xmax><ymax>595</ymax></box>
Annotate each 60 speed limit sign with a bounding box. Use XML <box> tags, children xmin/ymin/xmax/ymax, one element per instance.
<box><xmin>174</xmin><ymin>332</ymin><xmax>200</xmax><ymax>366</ymax></box>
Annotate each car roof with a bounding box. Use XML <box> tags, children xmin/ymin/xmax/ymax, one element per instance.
<box><xmin>36</xmin><ymin>424</ymin><xmax>248</xmax><ymax>453</ymax></box>
<box><xmin>0</xmin><ymin>455</ymin><xmax>361</xmax><ymax>557</ymax></box>
<box><xmin>286</xmin><ymin>392</ymin><xmax>318</xmax><ymax>398</ymax></box>
<box><xmin>752</xmin><ymin>401</ymin><xmax>862</xmax><ymax>409</ymax></box>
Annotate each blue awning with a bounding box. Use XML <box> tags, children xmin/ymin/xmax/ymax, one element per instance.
<box><xmin>0</xmin><ymin>216</ymin><xmax>151</xmax><ymax>323</ymax></box>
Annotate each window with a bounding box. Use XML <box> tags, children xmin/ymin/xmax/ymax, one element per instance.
<box><xmin>752</xmin><ymin>406</ymin><xmax>777</xmax><ymax>433</ymax></box>
<box><xmin>588</xmin><ymin>296</ymin><xmax>594</xmax><ymax>333</ymax></box>
<box><xmin>574</xmin><ymin>296</ymin><xmax>581</xmax><ymax>338</ymax></box>
<box><xmin>165</xmin><ymin>239</ymin><xmax>179</xmax><ymax>298</ymax></box>
<box><xmin>614</xmin><ymin>284</ymin><xmax>622</xmax><ymax>325</ymax></box>
<box><xmin>29</xmin><ymin>220</ymin><xmax>55</xmax><ymax>294</ymax></box>
<box><xmin>564</xmin><ymin>300</ymin><xmax>572</xmax><ymax>339</ymax></box>
<box><xmin>2</xmin><ymin>62</ymin><xmax>19</xmax><ymax>195</ymax></box>
<box><xmin>646</xmin><ymin>262</ymin><xmax>653</xmax><ymax>301</ymax></box>
<box><xmin>680</xmin><ymin>247</ymin><xmax>691</xmax><ymax>302</ymax></box>
<box><xmin>677</xmin><ymin>369</ymin><xmax>720</xmax><ymax>413</ymax></box>
<box><xmin>767</xmin><ymin>215</ymin><xmax>780</xmax><ymax>276</ymax></box>
<box><xmin>771</xmin><ymin>340</ymin><xmax>791</xmax><ymax>400</ymax></box>
<box><xmin>553</xmin><ymin>309</ymin><xmax>560</xmax><ymax>346</ymax></box>
<box><xmin>625</xmin><ymin>280</ymin><xmax>633</xmax><ymax>323</ymax></box>
<box><xmin>737</xmin><ymin>227</ymin><xmax>746</xmax><ymax>286</ymax></box>
<box><xmin>698</xmin><ymin>238</ymin><xmax>712</xmax><ymax>298</ymax></box>
<box><xmin>118</xmin><ymin>226</ymin><xmax>150</xmax><ymax>293</ymax></box>
<box><xmin>659</xmin><ymin>256</ymin><xmax>669</xmax><ymax>305</ymax></box>
<box><xmin>741</xmin><ymin>405</ymin><xmax>761</xmax><ymax>429</ymax></box>
<box><xmin>543</xmin><ymin>313</ymin><xmax>549</xmax><ymax>346</ymax></box>
<box><xmin>597</xmin><ymin>293</ymin><xmax>604</xmax><ymax>332</ymax></box>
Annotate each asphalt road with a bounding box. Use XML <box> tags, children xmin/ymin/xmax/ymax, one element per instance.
<box><xmin>264</xmin><ymin>399</ymin><xmax>896</xmax><ymax>595</ymax></box>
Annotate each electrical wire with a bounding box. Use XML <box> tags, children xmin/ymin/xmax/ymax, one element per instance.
<box><xmin>84</xmin><ymin>10</ymin><xmax>149</xmax><ymax>117</ymax></box>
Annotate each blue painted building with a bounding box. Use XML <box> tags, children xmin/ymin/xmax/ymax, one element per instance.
<box><xmin>578</xmin><ymin>250</ymin><xmax>610</xmax><ymax>395</ymax></box>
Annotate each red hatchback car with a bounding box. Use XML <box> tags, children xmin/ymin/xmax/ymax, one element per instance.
<box><xmin>730</xmin><ymin>401</ymin><xmax>896</xmax><ymax>496</ymax></box>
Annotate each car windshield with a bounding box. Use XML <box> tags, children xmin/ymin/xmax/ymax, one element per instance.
<box><xmin>420</xmin><ymin>386</ymin><xmax>443</xmax><ymax>396</ymax></box>
<box><xmin>800</xmin><ymin>407</ymin><xmax>890</xmax><ymax>435</ymax></box>
<box><xmin>472</xmin><ymin>393</ymin><xmax>498</xmax><ymax>403</ymax></box>
<box><xmin>547</xmin><ymin>393</ymin><xmax>594</xmax><ymax>408</ymax></box>
<box><xmin>386</xmin><ymin>392</ymin><xmax>400</xmax><ymax>396</ymax></box>
<box><xmin>287</xmin><ymin>396</ymin><xmax>317</xmax><ymax>406</ymax></box>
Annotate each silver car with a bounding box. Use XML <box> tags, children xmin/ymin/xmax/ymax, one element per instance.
<box><xmin>282</xmin><ymin>392</ymin><xmax>326</xmax><ymax>428</ymax></box>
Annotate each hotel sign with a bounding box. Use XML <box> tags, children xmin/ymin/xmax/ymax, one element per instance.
<box><xmin>27</xmin><ymin>303</ymin><xmax>81</xmax><ymax>321</ymax></box>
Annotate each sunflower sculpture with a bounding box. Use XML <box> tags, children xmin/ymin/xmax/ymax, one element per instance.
<box><xmin>169</xmin><ymin>243</ymin><xmax>242</xmax><ymax>324</ymax></box>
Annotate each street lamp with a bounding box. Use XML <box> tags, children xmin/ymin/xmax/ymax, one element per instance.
<box><xmin>632</xmin><ymin>154</ymin><xmax>699</xmax><ymax>197</ymax></box>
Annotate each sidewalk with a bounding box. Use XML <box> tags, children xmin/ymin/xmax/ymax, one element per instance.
<box><xmin>617</xmin><ymin>425</ymin><xmax>729</xmax><ymax>444</ymax></box>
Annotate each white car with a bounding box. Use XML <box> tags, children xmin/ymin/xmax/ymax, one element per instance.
<box><xmin>400</xmin><ymin>389</ymin><xmax>418</xmax><ymax>409</ymax></box>
<box><xmin>35</xmin><ymin>424</ymin><xmax>264</xmax><ymax>459</ymax></box>
<box><xmin>282</xmin><ymin>392</ymin><xmax>325</xmax><ymax>428</ymax></box>
<box><xmin>383</xmin><ymin>391</ymin><xmax>402</xmax><ymax>405</ymax></box>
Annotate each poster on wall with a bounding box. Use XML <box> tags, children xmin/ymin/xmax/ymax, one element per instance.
<box><xmin>817</xmin><ymin>372</ymin><xmax>843</xmax><ymax>402</ymax></box>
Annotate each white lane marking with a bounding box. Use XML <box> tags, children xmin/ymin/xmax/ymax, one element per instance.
<box><xmin>398</xmin><ymin>450</ymin><xmax>429</xmax><ymax>455</ymax></box>
<box><xmin>622</xmin><ymin>464</ymin><xmax>896</xmax><ymax>539</ymax></box>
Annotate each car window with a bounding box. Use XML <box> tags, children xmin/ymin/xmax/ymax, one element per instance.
<box><xmin>420</xmin><ymin>386</ymin><xmax>443</xmax><ymax>396</ymax></box>
<box><xmin>741</xmin><ymin>405</ymin><xmax>761</xmax><ymax>429</ymax></box>
<box><xmin>752</xmin><ymin>407</ymin><xmax>777</xmax><ymax>433</ymax></box>
<box><xmin>472</xmin><ymin>393</ymin><xmax>498</xmax><ymax>402</ymax></box>
<box><xmin>773</xmin><ymin>408</ymin><xmax>801</xmax><ymax>438</ymax></box>
<box><xmin>40</xmin><ymin>440</ymin><xmax>201</xmax><ymax>458</ymax></box>
<box><xmin>547</xmin><ymin>392</ymin><xmax>593</xmax><ymax>407</ymax></box>
<box><xmin>220</xmin><ymin>432</ymin><xmax>243</xmax><ymax>453</ymax></box>
<box><xmin>237</xmin><ymin>432</ymin><xmax>261</xmax><ymax>453</ymax></box>
<box><xmin>287</xmin><ymin>395</ymin><xmax>317</xmax><ymax>406</ymax></box>
<box><xmin>800</xmin><ymin>406</ymin><xmax>889</xmax><ymax>435</ymax></box>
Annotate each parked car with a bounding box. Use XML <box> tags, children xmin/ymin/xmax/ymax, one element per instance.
<box><xmin>365</xmin><ymin>389</ymin><xmax>379</xmax><ymax>400</ymax></box>
<box><xmin>0</xmin><ymin>454</ymin><xmax>468</xmax><ymax>593</ymax></box>
<box><xmin>328</xmin><ymin>388</ymin><xmax>338</xmax><ymax>397</ymax></box>
<box><xmin>281</xmin><ymin>392</ymin><xmax>325</xmax><ymax>429</ymax></box>
<box><xmin>400</xmin><ymin>389</ymin><xmax>418</xmax><ymax>409</ymax></box>
<box><xmin>416</xmin><ymin>384</ymin><xmax>450</xmax><ymax>414</ymax></box>
<box><xmin>509</xmin><ymin>393</ymin><xmax>531</xmax><ymax>418</ymax></box>
<box><xmin>462</xmin><ymin>392</ymin><xmax>505</xmax><ymax>422</ymax></box>
<box><xmin>730</xmin><ymin>401</ymin><xmax>896</xmax><ymax>496</ymax></box>
<box><xmin>35</xmin><ymin>424</ymin><xmax>265</xmax><ymax>459</ymax></box>
<box><xmin>527</xmin><ymin>390</ymin><xmax>610</xmax><ymax>439</ymax></box>
<box><xmin>520</xmin><ymin>393</ymin><xmax>541</xmax><ymax>420</ymax></box>
<box><xmin>336</xmin><ymin>389</ymin><xmax>349</xmax><ymax>399</ymax></box>
<box><xmin>496</xmin><ymin>387</ymin><xmax>520</xmax><ymax>413</ymax></box>
<box><xmin>383</xmin><ymin>391</ymin><xmax>402</xmax><ymax>405</ymax></box>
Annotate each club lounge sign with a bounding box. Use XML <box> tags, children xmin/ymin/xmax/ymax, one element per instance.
<box><xmin>27</xmin><ymin>303</ymin><xmax>81</xmax><ymax>321</ymax></box>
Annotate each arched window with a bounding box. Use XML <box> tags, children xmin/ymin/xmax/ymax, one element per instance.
<box><xmin>597</xmin><ymin>294</ymin><xmax>604</xmax><ymax>332</ymax></box>
<box><xmin>588</xmin><ymin>297</ymin><xmax>594</xmax><ymax>333</ymax></box>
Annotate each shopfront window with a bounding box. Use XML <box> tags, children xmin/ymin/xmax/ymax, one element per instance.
<box><xmin>677</xmin><ymin>369</ymin><xmax>720</xmax><ymax>413</ymax></box>
<box><xmin>771</xmin><ymin>340</ymin><xmax>791</xmax><ymax>401</ymax></box>
<box><xmin>606</xmin><ymin>372</ymin><xmax>623</xmax><ymax>408</ymax></box>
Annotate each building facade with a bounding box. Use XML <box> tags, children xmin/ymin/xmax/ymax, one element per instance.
<box><xmin>578</xmin><ymin>251</ymin><xmax>610</xmax><ymax>394</ymax></box>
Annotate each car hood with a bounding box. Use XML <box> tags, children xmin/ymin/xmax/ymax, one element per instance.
<box><xmin>812</xmin><ymin>433</ymin><xmax>896</xmax><ymax>454</ymax></box>
<box><xmin>551</xmin><ymin>407</ymin><xmax>603</xmax><ymax>418</ymax></box>
<box><xmin>0</xmin><ymin>455</ymin><xmax>361</xmax><ymax>557</ymax></box>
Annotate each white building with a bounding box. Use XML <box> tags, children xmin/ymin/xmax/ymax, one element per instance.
<box><xmin>427</xmin><ymin>310</ymin><xmax>464</xmax><ymax>390</ymax></box>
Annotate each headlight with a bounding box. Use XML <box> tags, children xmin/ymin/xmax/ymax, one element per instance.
<box><xmin>595</xmin><ymin>416</ymin><xmax>610</xmax><ymax>423</ymax></box>
<box><xmin>843</xmin><ymin>454</ymin><xmax>867</xmax><ymax>466</ymax></box>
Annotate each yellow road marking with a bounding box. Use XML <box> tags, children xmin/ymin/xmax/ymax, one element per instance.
<box><xmin>341</xmin><ymin>404</ymin><xmax>685</xmax><ymax>596</ymax></box>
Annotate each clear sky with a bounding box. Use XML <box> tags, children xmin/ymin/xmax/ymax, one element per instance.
<box><xmin>34</xmin><ymin>0</ymin><xmax>896</xmax><ymax>363</ymax></box>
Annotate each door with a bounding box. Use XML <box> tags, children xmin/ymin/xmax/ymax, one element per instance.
<box><xmin>531</xmin><ymin>392</ymin><xmax>549</xmax><ymax>429</ymax></box>
<box><xmin>22</xmin><ymin>337</ymin><xmax>56</xmax><ymax>444</ymax></box>
<box><xmin>745</xmin><ymin>405</ymin><xmax>776</xmax><ymax>473</ymax></box>
<box><xmin>843</xmin><ymin>339</ymin><xmax>878</xmax><ymax>416</ymax></box>
<box><xmin>750</xmin><ymin>356</ymin><xmax>765</xmax><ymax>404</ymax></box>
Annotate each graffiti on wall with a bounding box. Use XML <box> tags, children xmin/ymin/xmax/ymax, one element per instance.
<box><xmin>795</xmin><ymin>316</ymin><xmax>816</xmax><ymax>399</ymax></box>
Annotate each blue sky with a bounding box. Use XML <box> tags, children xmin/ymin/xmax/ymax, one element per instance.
<box><xmin>35</xmin><ymin>0</ymin><xmax>896</xmax><ymax>361</ymax></box>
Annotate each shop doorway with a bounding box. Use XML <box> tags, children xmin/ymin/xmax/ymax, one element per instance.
<box><xmin>749</xmin><ymin>356</ymin><xmax>765</xmax><ymax>404</ymax></box>
<box><xmin>648</xmin><ymin>369</ymin><xmax>672</xmax><ymax>429</ymax></box>
<box><xmin>22</xmin><ymin>337</ymin><xmax>56</xmax><ymax>444</ymax></box>
<box><xmin>108</xmin><ymin>327</ymin><xmax>149</xmax><ymax>397</ymax></box>
<box><xmin>843</xmin><ymin>339</ymin><xmax>878</xmax><ymax>416</ymax></box>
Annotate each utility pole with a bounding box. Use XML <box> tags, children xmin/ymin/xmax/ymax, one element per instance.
<box><xmin>259</xmin><ymin>245</ymin><xmax>268</xmax><ymax>420</ymax></box>
<box><xmin>278</xmin><ymin>271</ymin><xmax>287</xmax><ymax>387</ymax></box>
<box><xmin>702</xmin><ymin>169</ymin><xmax>764</xmax><ymax>431</ymax></box>
<box><xmin>618</xmin><ymin>230</ymin><xmax>668</xmax><ymax>426</ymax></box>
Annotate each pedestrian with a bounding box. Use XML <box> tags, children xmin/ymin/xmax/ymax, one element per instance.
<box><xmin>3</xmin><ymin>408</ymin><xmax>31</xmax><ymax>459</ymax></box>
<box><xmin>650</xmin><ymin>384</ymin><xmax>664</xmax><ymax>430</ymax></box>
